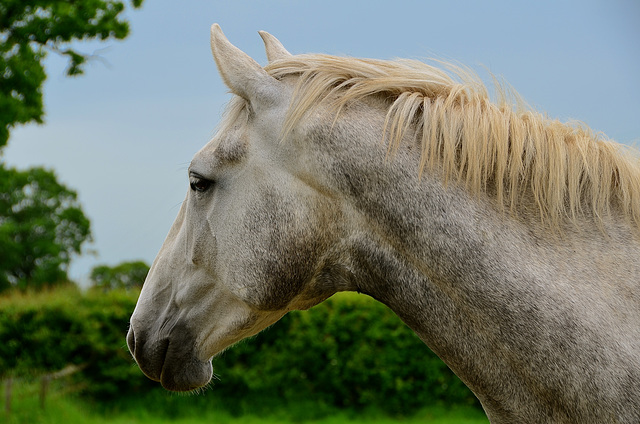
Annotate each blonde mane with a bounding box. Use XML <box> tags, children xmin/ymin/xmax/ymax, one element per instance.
<box><xmin>265</xmin><ymin>54</ymin><xmax>640</xmax><ymax>231</ymax></box>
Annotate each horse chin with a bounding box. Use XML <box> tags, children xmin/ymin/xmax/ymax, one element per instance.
<box><xmin>160</xmin><ymin>357</ymin><xmax>213</xmax><ymax>392</ymax></box>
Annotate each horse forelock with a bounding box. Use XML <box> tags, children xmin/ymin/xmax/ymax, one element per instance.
<box><xmin>263</xmin><ymin>54</ymin><xmax>640</xmax><ymax>233</ymax></box>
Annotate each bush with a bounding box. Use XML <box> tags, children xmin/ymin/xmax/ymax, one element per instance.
<box><xmin>0</xmin><ymin>287</ymin><xmax>89</xmax><ymax>376</ymax></box>
<box><xmin>0</xmin><ymin>288</ymin><xmax>478</xmax><ymax>414</ymax></box>
<box><xmin>0</xmin><ymin>287</ymin><xmax>155</xmax><ymax>398</ymax></box>
<box><xmin>213</xmin><ymin>292</ymin><xmax>477</xmax><ymax>414</ymax></box>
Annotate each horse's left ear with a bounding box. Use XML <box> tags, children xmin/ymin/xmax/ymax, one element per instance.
<box><xmin>258</xmin><ymin>30</ymin><xmax>292</xmax><ymax>62</ymax></box>
<box><xmin>210</xmin><ymin>24</ymin><xmax>279</xmax><ymax>102</ymax></box>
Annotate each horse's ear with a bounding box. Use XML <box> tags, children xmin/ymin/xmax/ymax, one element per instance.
<box><xmin>210</xmin><ymin>24</ymin><xmax>278</xmax><ymax>102</ymax></box>
<box><xmin>258</xmin><ymin>30</ymin><xmax>292</xmax><ymax>62</ymax></box>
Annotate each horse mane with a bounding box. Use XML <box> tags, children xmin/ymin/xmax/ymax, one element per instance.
<box><xmin>264</xmin><ymin>54</ymin><xmax>640</xmax><ymax>231</ymax></box>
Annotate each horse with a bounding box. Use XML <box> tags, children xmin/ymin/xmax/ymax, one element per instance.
<box><xmin>127</xmin><ymin>24</ymin><xmax>640</xmax><ymax>423</ymax></box>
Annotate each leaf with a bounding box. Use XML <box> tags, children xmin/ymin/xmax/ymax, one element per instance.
<box><xmin>0</xmin><ymin>0</ymin><xmax>146</xmax><ymax>149</ymax></box>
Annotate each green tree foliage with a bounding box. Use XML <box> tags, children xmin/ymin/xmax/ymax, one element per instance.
<box><xmin>0</xmin><ymin>163</ymin><xmax>91</xmax><ymax>291</ymax></box>
<box><xmin>90</xmin><ymin>260</ymin><xmax>149</xmax><ymax>291</ymax></box>
<box><xmin>0</xmin><ymin>0</ymin><xmax>145</xmax><ymax>148</ymax></box>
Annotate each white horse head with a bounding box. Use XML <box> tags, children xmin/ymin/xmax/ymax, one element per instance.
<box><xmin>128</xmin><ymin>25</ymin><xmax>640</xmax><ymax>422</ymax></box>
<box><xmin>127</xmin><ymin>24</ymin><xmax>350</xmax><ymax>391</ymax></box>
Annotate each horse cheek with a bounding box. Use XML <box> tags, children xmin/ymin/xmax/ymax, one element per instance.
<box><xmin>241</xmin><ymin>189</ymin><xmax>329</xmax><ymax>311</ymax></box>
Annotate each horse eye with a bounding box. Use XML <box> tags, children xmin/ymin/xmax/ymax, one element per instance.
<box><xmin>190</xmin><ymin>178</ymin><xmax>212</xmax><ymax>193</ymax></box>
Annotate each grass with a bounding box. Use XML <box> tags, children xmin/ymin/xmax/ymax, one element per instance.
<box><xmin>3</xmin><ymin>381</ymin><xmax>489</xmax><ymax>424</ymax></box>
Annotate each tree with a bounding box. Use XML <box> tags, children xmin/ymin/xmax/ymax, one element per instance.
<box><xmin>0</xmin><ymin>0</ymin><xmax>144</xmax><ymax>149</ymax></box>
<box><xmin>89</xmin><ymin>260</ymin><xmax>149</xmax><ymax>291</ymax></box>
<box><xmin>0</xmin><ymin>163</ymin><xmax>92</xmax><ymax>291</ymax></box>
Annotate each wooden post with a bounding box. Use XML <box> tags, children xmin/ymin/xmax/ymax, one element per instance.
<box><xmin>4</xmin><ymin>377</ymin><xmax>12</xmax><ymax>417</ymax></box>
<box><xmin>40</xmin><ymin>374</ymin><xmax>51</xmax><ymax>410</ymax></box>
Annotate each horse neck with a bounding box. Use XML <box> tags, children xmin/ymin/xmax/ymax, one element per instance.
<box><xmin>335</xmin><ymin>147</ymin><xmax>523</xmax><ymax>349</ymax></box>
<box><xmin>310</xmin><ymin>116</ymin><xmax>640</xmax><ymax>421</ymax></box>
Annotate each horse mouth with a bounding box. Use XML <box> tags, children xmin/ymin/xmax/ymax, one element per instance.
<box><xmin>127</xmin><ymin>325</ymin><xmax>213</xmax><ymax>392</ymax></box>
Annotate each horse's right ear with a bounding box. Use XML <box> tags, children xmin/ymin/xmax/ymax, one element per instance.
<box><xmin>258</xmin><ymin>30</ymin><xmax>292</xmax><ymax>62</ymax></box>
<box><xmin>210</xmin><ymin>24</ymin><xmax>280</xmax><ymax>103</ymax></box>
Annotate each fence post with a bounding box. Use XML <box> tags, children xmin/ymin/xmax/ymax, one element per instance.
<box><xmin>4</xmin><ymin>377</ymin><xmax>12</xmax><ymax>417</ymax></box>
<box><xmin>40</xmin><ymin>374</ymin><xmax>51</xmax><ymax>410</ymax></box>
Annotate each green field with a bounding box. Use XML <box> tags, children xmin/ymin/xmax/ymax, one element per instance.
<box><xmin>3</xmin><ymin>380</ymin><xmax>488</xmax><ymax>424</ymax></box>
<box><xmin>7</xmin><ymin>398</ymin><xmax>489</xmax><ymax>424</ymax></box>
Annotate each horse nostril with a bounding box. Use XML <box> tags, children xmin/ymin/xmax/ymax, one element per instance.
<box><xmin>127</xmin><ymin>326</ymin><xmax>136</xmax><ymax>356</ymax></box>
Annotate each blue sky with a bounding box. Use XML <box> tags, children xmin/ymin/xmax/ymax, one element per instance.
<box><xmin>3</xmin><ymin>0</ymin><xmax>639</xmax><ymax>285</ymax></box>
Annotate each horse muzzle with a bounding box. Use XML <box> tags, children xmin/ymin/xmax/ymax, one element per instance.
<box><xmin>127</xmin><ymin>321</ymin><xmax>213</xmax><ymax>392</ymax></box>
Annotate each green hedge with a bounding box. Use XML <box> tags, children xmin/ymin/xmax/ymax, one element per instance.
<box><xmin>0</xmin><ymin>287</ymin><xmax>154</xmax><ymax>397</ymax></box>
<box><xmin>0</xmin><ymin>288</ymin><xmax>478</xmax><ymax>414</ymax></box>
